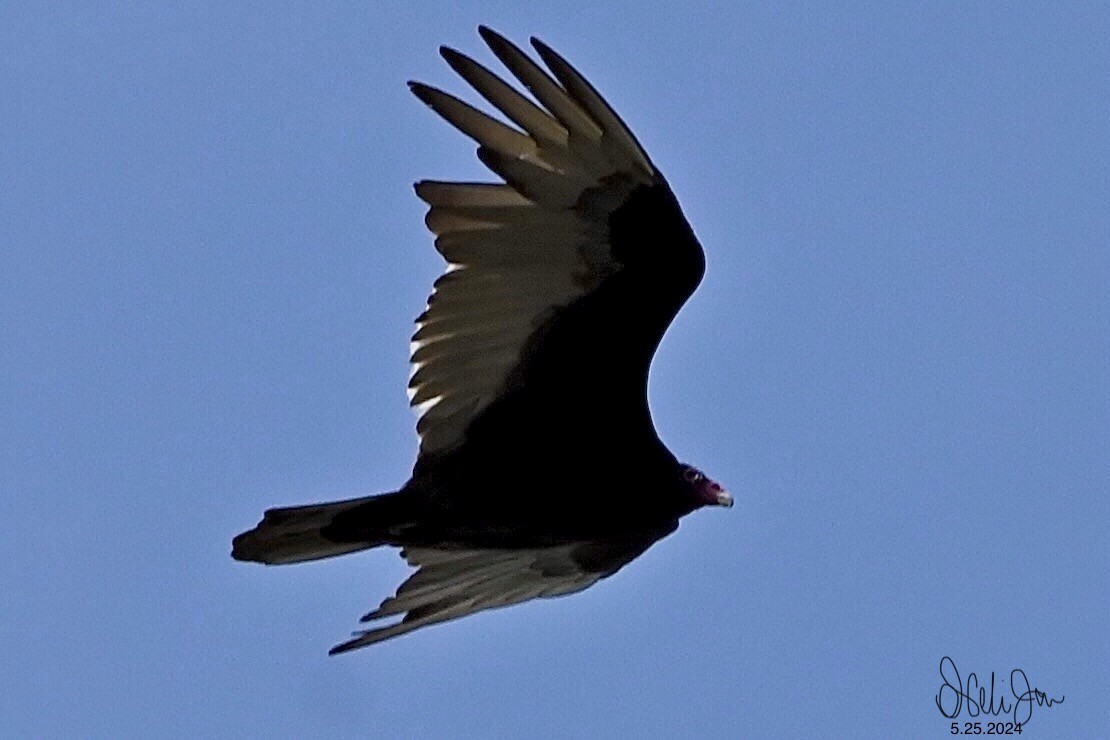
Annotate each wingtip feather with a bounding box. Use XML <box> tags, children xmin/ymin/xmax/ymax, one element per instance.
<box><xmin>439</xmin><ymin>45</ymin><xmax>463</xmax><ymax>65</ymax></box>
<box><xmin>476</xmin><ymin>24</ymin><xmax>498</xmax><ymax>43</ymax></box>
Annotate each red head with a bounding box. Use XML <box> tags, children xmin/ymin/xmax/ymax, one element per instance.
<box><xmin>680</xmin><ymin>464</ymin><xmax>733</xmax><ymax>508</ymax></box>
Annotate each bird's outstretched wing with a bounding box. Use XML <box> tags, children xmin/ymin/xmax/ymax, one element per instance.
<box><xmin>408</xmin><ymin>28</ymin><xmax>705</xmax><ymax>457</ymax></box>
<box><xmin>329</xmin><ymin>537</ymin><xmax>658</xmax><ymax>653</ymax></box>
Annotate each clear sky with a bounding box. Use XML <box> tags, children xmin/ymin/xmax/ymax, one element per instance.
<box><xmin>3</xmin><ymin>2</ymin><xmax>1108</xmax><ymax>738</ymax></box>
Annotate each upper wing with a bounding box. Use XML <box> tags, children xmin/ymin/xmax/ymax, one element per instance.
<box><xmin>408</xmin><ymin>27</ymin><xmax>705</xmax><ymax>457</ymax></box>
<box><xmin>328</xmin><ymin>537</ymin><xmax>659</xmax><ymax>653</ymax></box>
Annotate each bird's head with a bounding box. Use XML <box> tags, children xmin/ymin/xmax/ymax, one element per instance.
<box><xmin>679</xmin><ymin>464</ymin><xmax>733</xmax><ymax>509</ymax></box>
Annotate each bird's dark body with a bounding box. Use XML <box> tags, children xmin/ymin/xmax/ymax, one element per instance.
<box><xmin>325</xmin><ymin>182</ymin><xmax>704</xmax><ymax>550</ymax></box>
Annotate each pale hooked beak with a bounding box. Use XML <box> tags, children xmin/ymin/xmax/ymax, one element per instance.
<box><xmin>690</xmin><ymin>468</ymin><xmax>733</xmax><ymax>509</ymax></box>
<box><xmin>701</xmin><ymin>478</ymin><xmax>733</xmax><ymax>508</ymax></box>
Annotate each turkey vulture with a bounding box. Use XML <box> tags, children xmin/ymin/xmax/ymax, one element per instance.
<box><xmin>232</xmin><ymin>27</ymin><xmax>731</xmax><ymax>654</ymax></box>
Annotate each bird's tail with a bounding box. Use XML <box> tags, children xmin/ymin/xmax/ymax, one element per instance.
<box><xmin>231</xmin><ymin>491</ymin><xmax>410</xmax><ymax>565</ymax></box>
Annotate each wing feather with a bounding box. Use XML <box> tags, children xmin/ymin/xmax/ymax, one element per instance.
<box><xmin>409</xmin><ymin>83</ymin><xmax>538</xmax><ymax>162</ymax></box>
<box><xmin>415</xmin><ymin>180</ymin><xmax>531</xmax><ymax>208</ymax></box>
<box><xmin>475</xmin><ymin>147</ymin><xmax>590</xmax><ymax>206</ymax></box>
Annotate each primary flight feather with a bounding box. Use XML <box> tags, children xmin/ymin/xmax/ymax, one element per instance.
<box><xmin>232</xmin><ymin>27</ymin><xmax>731</xmax><ymax>654</ymax></box>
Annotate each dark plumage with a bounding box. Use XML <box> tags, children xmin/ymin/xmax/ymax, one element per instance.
<box><xmin>232</xmin><ymin>27</ymin><xmax>731</xmax><ymax>654</ymax></box>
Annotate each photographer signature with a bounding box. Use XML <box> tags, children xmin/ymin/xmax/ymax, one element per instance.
<box><xmin>935</xmin><ymin>656</ymin><xmax>1064</xmax><ymax>725</ymax></box>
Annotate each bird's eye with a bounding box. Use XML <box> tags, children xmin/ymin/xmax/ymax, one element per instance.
<box><xmin>683</xmin><ymin>467</ymin><xmax>703</xmax><ymax>483</ymax></box>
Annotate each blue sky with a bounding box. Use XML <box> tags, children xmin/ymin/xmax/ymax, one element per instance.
<box><xmin>3</xmin><ymin>2</ymin><xmax>1108</xmax><ymax>737</ymax></box>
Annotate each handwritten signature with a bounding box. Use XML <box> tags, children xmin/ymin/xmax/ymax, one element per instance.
<box><xmin>935</xmin><ymin>656</ymin><xmax>1064</xmax><ymax>725</ymax></box>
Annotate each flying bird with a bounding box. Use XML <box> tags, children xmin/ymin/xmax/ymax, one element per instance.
<box><xmin>232</xmin><ymin>27</ymin><xmax>731</xmax><ymax>654</ymax></box>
